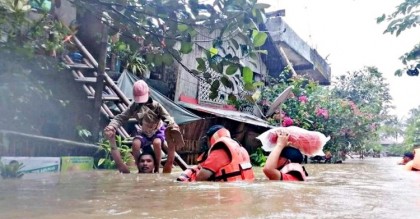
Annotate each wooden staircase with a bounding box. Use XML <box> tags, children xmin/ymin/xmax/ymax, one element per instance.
<box><xmin>62</xmin><ymin>36</ymin><xmax>188</xmax><ymax>170</ymax></box>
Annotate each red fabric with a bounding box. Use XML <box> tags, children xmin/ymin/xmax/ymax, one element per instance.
<box><xmin>222</xmin><ymin>105</ymin><xmax>237</xmax><ymax>111</ymax></box>
<box><xmin>179</xmin><ymin>95</ymin><xmax>198</xmax><ymax>104</ymax></box>
<box><xmin>281</xmin><ymin>172</ymin><xmax>300</xmax><ymax>181</ymax></box>
<box><xmin>200</xmin><ymin>148</ymin><xmax>230</xmax><ymax>173</ymax></box>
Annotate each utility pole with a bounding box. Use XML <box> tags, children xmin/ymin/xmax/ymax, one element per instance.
<box><xmin>92</xmin><ymin>22</ymin><xmax>108</xmax><ymax>142</ymax></box>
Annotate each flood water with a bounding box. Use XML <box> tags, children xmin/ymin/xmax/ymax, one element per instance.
<box><xmin>0</xmin><ymin>157</ymin><xmax>419</xmax><ymax>219</ymax></box>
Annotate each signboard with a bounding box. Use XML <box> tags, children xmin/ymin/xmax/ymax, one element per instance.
<box><xmin>60</xmin><ymin>156</ymin><xmax>94</xmax><ymax>172</ymax></box>
<box><xmin>0</xmin><ymin>157</ymin><xmax>60</xmax><ymax>174</ymax></box>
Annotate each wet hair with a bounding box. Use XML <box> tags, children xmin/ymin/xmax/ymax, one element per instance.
<box><xmin>206</xmin><ymin>125</ymin><xmax>224</xmax><ymax>137</ymax></box>
<box><xmin>404</xmin><ymin>152</ymin><xmax>414</xmax><ymax>160</ymax></box>
<box><xmin>137</xmin><ymin>150</ymin><xmax>157</xmax><ymax>166</ymax></box>
<box><xmin>280</xmin><ymin>146</ymin><xmax>304</xmax><ymax>164</ymax></box>
<box><xmin>196</xmin><ymin>125</ymin><xmax>225</xmax><ymax>164</ymax></box>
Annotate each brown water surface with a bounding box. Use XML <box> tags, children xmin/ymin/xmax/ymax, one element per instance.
<box><xmin>0</xmin><ymin>157</ymin><xmax>419</xmax><ymax>218</ymax></box>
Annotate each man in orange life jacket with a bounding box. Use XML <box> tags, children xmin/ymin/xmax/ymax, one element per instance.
<box><xmin>180</xmin><ymin>125</ymin><xmax>255</xmax><ymax>182</ymax></box>
<box><xmin>263</xmin><ymin>130</ymin><xmax>308</xmax><ymax>181</ymax></box>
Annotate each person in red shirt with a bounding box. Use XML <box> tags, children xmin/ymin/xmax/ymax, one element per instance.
<box><xmin>263</xmin><ymin>130</ymin><xmax>308</xmax><ymax>181</ymax></box>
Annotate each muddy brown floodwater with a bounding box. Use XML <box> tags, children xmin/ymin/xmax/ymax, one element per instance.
<box><xmin>0</xmin><ymin>157</ymin><xmax>419</xmax><ymax>218</ymax></box>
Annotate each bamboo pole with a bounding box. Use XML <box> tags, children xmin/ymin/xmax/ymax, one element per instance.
<box><xmin>73</xmin><ymin>37</ymin><xmax>99</xmax><ymax>68</ymax></box>
<box><xmin>279</xmin><ymin>47</ymin><xmax>297</xmax><ymax>77</ymax></box>
<box><xmin>92</xmin><ymin>24</ymin><xmax>108</xmax><ymax>141</ymax></box>
<box><xmin>1</xmin><ymin>130</ymin><xmax>98</xmax><ymax>149</ymax></box>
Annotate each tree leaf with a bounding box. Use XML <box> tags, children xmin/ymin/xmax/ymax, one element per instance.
<box><xmin>226</xmin><ymin>64</ymin><xmax>239</xmax><ymax>75</ymax></box>
<box><xmin>209</xmin><ymin>91</ymin><xmax>218</xmax><ymax>99</ymax></box>
<box><xmin>253</xmin><ymin>81</ymin><xmax>264</xmax><ymax>88</ymax></box>
<box><xmin>242</xmin><ymin>66</ymin><xmax>253</xmax><ymax>84</ymax></box>
<box><xmin>180</xmin><ymin>41</ymin><xmax>193</xmax><ymax>54</ymax></box>
<box><xmin>203</xmin><ymin>72</ymin><xmax>212</xmax><ymax>79</ymax></box>
<box><xmin>154</xmin><ymin>54</ymin><xmax>163</xmax><ymax>66</ymax></box>
<box><xmin>177</xmin><ymin>24</ymin><xmax>189</xmax><ymax>32</ymax></box>
<box><xmin>228</xmin><ymin>93</ymin><xmax>237</xmax><ymax>102</ymax></box>
<box><xmin>211</xmin><ymin>80</ymin><xmax>220</xmax><ymax>92</ymax></box>
<box><xmin>254</xmin><ymin>3</ymin><xmax>271</xmax><ymax>10</ymax></box>
<box><xmin>209</xmin><ymin>47</ymin><xmax>218</xmax><ymax>57</ymax></box>
<box><xmin>98</xmin><ymin>158</ymin><xmax>105</xmax><ymax>166</ymax></box>
<box><xmin>244</xmin><ymin>83</ymin><xmax>255</xmax><ymax>91</ymax></box>
<box><xmin>196</xmin><ymin>57</ymin><xmax>206</xmax><ymax>71</ymax></box>
<box><xmin>210</xmin><ymin>62</ymin><xmax>223</xmax><ymax>74</ymax></box>
<box><xmin>220</xmin><ymin>76</ymin><xmax>233</xmax><ymax>88</ymax></box>
<box><xmin>162</xmin><ymin>53</ymin><xmax>174</xmax><ymax>65</ymax></box>
<box><xmin>253</xmin><ymin>32</ymin><xmax>268</xmax><ymax>47</ymax></box>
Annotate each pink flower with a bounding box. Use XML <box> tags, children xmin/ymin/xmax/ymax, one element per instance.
<box><xmin>369</xmin><ymin>123</ymin><xmax>377</xmax><ymax>131</ymax></box>
<box><xmin>298</xmin><ymin>95</ymin><xmax>308</xmax><ymax>103</ymax></box>
<box><xmin>316</xmin><ymin>108</ymin><xmax>329</xmax><ymax>119</ymax></box>
<box><xmin>282</xmin><ymin>116</ymin><xmax>294</xmax><ymax>127</ymax></box>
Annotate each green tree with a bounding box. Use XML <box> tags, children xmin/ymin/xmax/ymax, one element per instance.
<box><xmin>0</xmin><ymin>0</ymin><xmax>72</xmax><ymax>56</ymax></box>
<box><xmin>403</xmin><ymin>105</ymin><xmax>420</xmax><ymax>148</ymax></box>
<box><xmin>379</xmin><ymin>115</ymin><xmax>404</xmax><ymax>142</ymax></box>
<box><xmin>377</xmin><ymin>0</ymin><xmax>420</xmax><ymax>76</ymax></box>
<box><xmin>330</xmin><ymin>67</ymin><xmax>393</xmax><ymax>152</ymax></box>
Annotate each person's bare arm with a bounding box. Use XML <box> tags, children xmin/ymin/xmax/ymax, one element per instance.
<box><xmin>162</xmin><ymin>140</ymin><xmax>175</xmax><ymax>173</ymax></box>
<box><xmin>109</xmin><ymin>136</ymin><xmax>131</xmax><ymax>174</ymax></box>
<box><xmin>195</xmin><ymin>168</ymin><xmax>214</xmax><ymax>181</ymax></box>
<box><xmin>263</xmin><ymin>131</ymin><xmax>289</xmax><ymax>180</ymax></box>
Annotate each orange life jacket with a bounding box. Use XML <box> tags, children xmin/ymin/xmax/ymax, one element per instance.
<box><xmin>210</xmin><ymin>137</ymin><xmax>255</xmax><ymax>182</ymax></box>
<box><xmin>280</xmin><ymin>163</ymin><xmax>308</xmax><ymax>181</ymax></box>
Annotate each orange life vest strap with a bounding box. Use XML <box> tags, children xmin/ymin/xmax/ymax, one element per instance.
<box><xmin>214</xmin><ymin>169</ymin><xmax>242</xmax><ymax>181</ymax></box>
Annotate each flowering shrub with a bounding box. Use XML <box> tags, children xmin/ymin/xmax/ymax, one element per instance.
<box><xmin>258</xmin><ymin>67</ymin><xmax>391</xmax><ymax>155</ymax></box>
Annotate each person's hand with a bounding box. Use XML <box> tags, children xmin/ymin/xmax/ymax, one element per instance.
<box><xmin>104</xmin><ymin>126</ymin><xmax>116</xmax><ymax>139</ymax></box>
<box><xmin>167</xmin><ymin>123</ymin><xmax>179</xmax><ymax>131</ymax></box>
<box><xmin>275</xmin><ymin>130</ymin><xmax>289</xmax><ymax>148</ymax></box>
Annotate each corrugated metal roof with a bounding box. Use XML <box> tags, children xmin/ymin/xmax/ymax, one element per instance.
<box><xmin>178</xmin><ymin>102</ymin><xmax>274</xmax><ymax>129</ymax></box>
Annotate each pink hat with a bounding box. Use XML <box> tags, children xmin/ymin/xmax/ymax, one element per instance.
<box><xmin>133</xmin><ymin>80</ymin><xmax>149</xmax><ymax>103</ymax></box>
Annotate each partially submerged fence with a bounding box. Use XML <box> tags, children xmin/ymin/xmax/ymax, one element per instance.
<box><xmin>0</xmin><ymin>130</ymin><xmax>100</xmax><ymax>158</ymax></box>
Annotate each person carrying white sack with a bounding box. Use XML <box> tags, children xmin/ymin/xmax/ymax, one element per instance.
<box><xmin>258</xmin><ymin>126</ymin><xmax>330</xmax><ymax>181</ymax></box>
<box><xmin>263</xmin><ymin>130</ymin><xmax>309</xmax><ymax>181</ymax></box>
